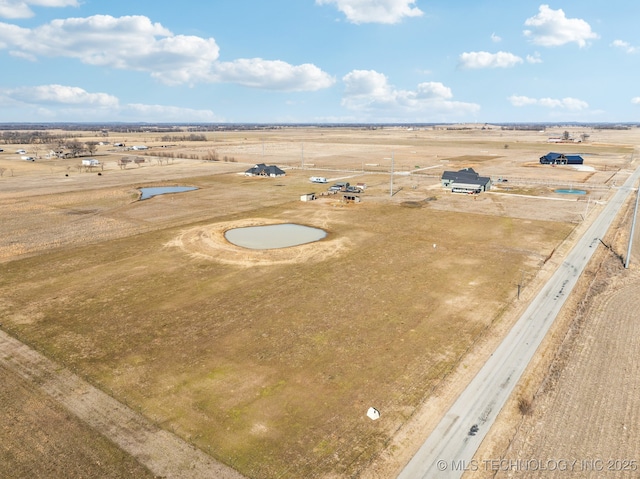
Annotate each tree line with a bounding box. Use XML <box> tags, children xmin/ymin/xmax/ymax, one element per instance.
<box><xmin>0</xmin><ymin>131</ymin><xmax>80</xmax><ymax>144</ymax></box>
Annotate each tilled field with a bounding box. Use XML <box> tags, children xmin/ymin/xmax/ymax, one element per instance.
<box><xmin>491</xmin><ymin>259</ymin><xmax>640</xmax><ymax>479</ymax></box>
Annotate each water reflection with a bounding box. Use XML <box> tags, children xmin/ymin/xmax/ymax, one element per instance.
<box><xmin>225</xmin><ymin>223</ymin><xmax>327</xmax><ymax>249</ymax></box>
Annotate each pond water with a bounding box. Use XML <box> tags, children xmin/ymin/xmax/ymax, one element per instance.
<box><xmin>225</xmin><ymin>223</ymin><xmax>327</xmax><ymax>250</ymax></box>
<box><xmin>555</xmin><ymin>189</ymin><xmax>587</xmax><ymax>195</ymax></box>
<box><xmin>139</xmin><ymin>186</ymin><xmax>198</xmax><ymax>200</ymax></box>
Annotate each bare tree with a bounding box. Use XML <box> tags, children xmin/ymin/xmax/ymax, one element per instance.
<box><xmin>66</xmin><ymin>140</ymin><xmax>84</xmax><ymax>157</ymax></box>
<box><xmin>86</xmin><ymin>141</ymin><xmax>99</xmax><ymax>156</ymax></box>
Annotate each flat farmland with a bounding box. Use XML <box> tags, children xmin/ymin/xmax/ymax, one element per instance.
<box><xmin>0</xmin><ymin>125</ymin><xmax>636</xmax><ymax>478</ymax></box>
<box><xmin>466</xmin><ymin>163</ymin><xmax>640</xmax><ymax>479</ymax></box>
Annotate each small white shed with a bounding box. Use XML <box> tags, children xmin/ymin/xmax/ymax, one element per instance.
<box><xmin>300</xmin><ymin>193</ymin><xmax>316</xmax><ymax>202</ymax></box>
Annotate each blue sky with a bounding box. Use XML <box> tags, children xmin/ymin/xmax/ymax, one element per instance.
<box><xmin>0</xmin><ymin>0</ymin><xmax>639</xmax><ymax>123</ymax></box>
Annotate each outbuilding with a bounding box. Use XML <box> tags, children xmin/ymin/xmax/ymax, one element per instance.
<box><xmin>300</xmin><ymin>193</ymin><xmax>316</xmax><ymax>202</ymax></box>
<box><xmin>342</xmin><ymin>193</ymin><xmax>361</xmax><ymax>203</ymax></box>
<box><xmin>82</xmin><ymin>158</ymin><xmax>100</xmax><ymax>167</ymax></box>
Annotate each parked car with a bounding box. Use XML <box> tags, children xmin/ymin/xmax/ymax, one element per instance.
<box><xmin>329</xmin><ymin>182</ymin><xmax>350</xmax><ymax>191</ymax></box>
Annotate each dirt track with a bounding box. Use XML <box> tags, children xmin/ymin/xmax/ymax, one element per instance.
<box><xmin>0</xmin><ymin>329</ymin><xmax>245</xmax><ymax>479</ymax></box>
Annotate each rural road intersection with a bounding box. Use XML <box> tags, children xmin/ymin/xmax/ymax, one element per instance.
<box><xmin>398</xmin><ymin>166</ymin><xmax>640</xmax><ymax>479</ymax></box>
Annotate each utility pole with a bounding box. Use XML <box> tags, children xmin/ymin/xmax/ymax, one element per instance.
<box><xmin>389</xmin><ymin>152</ymin><xmax>395</xmax><ymax>197</ymax></box>
<box><xmin>384</xmin><ymin>152</ymin><xmax>395</xmax><ymax>197</ymax></box>
<box><xmin>517</xmin><ymin>270</ymin><xmax>525</xmax><ymax>300</ymax></box>
<box><xmin>584</xmin><ymin>195</ymin><xmax>591</xmax><ymax>219</ymax></box>
<box><xmin>383</xmin><ymin>152</ymin><xmax>393</xmax><ymax>196</ymax></box>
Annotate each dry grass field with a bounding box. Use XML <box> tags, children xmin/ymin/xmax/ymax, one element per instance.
<box><xmin>0</xmin><ymin>125</ymin><xmax>637</xmax><ymax>478</ymax></box>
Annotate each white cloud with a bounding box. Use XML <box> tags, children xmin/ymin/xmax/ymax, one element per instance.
<box><xmin>491</xmin><ymin>33</ymin><xmax>502</xmax><ymax>43</ymax></box>
<box><xmin>0</xmin><ymin>15</ymin><xmax>218</xmax><ymax>85</ymax></box>
<box><xmin>316</xmin><ymin>0</ymin><xmax>423</xmax><ymax>24</ymax></box>
<box><xmin>0</xmin><ymin>84</ymin><xmax>219</xmax><ymax>121</ymax></box>
<box><xmin>3</xmin><ymin>84</ymin><xmax>119</xmax><ymax>106</ymax></box>
<box><xmin>526</xmin><ymin>52</ymin><xmax>543</xmax><ymax>64</ymax></box>
<box><xmin>508</xmin><ymin>94</ymin><xmax>588</xmax><ymax>110</ymax></box>
<box><xmin>341</xmin><ymin>70</ymin><xmax>479</xmax><ymax>119</ymax></box>
<box><xmin>459</xmin><ymin>51</ymin><xmax>523</xmax><ymax>69</ymax></box>
<box><xmin>212</xmin><ymin>59</ymin><xmax>335</xmax><ymax>91</ymax></box>
<box><xmin>612</xmin><ymin>40</ymin><xmax>638</xmax><ymax>54</ymax></box>
<box><xmin>631</xmin><ymin>97</ymin><xmax>640</xmax><ymax>105</ymax></box>
<box><xmin>0</xmin><ymin>0</ymin><xmax>78</xmax><ymax>19</ymax></box>
<box><xmin>0</xmin><ymin>15</ymin><xmax>333</xmax><ymax>91</ymax></box>
<box><xmin>523</xmin><ymin>5</ymin><xmax>598</xmax><ymax>47</ymax></box>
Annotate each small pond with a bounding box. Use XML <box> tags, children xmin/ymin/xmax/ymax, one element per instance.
<box><xmin>225</xmin><ymin>223</ymin><xmax>327</xmax><ymax>250</ymax></box>
<box><xmin>139</xmin><ymin>186</ymin><xmax>198</xmax><ymax>200</ymax></box>
<box><xmin>555</xmin><ymin>189</ymin><xmax>587</xmax><ymax>195</ymax></box>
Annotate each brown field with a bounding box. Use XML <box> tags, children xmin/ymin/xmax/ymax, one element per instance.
<box><xmin>0</xmin><ymin>125</ymin><xmax>638</xmax><ymax>478</ymax></box>
<box><xmin>467</xmin><ymin>158</ymin><xmax>640</xmax><ymax>479</ymax></box>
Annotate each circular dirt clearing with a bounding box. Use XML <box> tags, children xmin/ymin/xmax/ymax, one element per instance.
<box><xmin>167</xmin><ymin>218</ymin><xmax>349</xmax><ymax>266</ymax></box>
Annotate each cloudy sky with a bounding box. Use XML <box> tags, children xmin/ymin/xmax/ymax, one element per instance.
<box><xmin>0</xmin><ymin>0</ymin><xmax>638</xmax><ymax>123</ymax></box>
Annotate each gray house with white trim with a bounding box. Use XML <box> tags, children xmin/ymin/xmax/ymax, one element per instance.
<box><xmin>441</xmin><ymin>168</ymin><xmax>491</xmax><ymax>194</ymax></box>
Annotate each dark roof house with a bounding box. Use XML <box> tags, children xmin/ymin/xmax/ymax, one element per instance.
<box><xmin>244</xmin><ymin>163</ymin><xmax>286</xmax><ymax>177</ymax></box>
<box><xmin>539</xmin><ymin>152</ymin><xmax>584</xmax><ymax>165</ymax></box>
<box><xmin>441</xmin><ymin>167</ymin><xmax>491</xmax><ymax>193</ymax></box>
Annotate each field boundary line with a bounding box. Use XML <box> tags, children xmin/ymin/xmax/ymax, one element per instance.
<box><xmin>0</xmin><ymin>329</ymin><xmax>245</xmax><ymax>479</ymax></box>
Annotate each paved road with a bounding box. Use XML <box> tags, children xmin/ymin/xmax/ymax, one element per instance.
<box><xmin>399</xmin><ymin>166</ymin><xmax>640</xmax><ymax>479</ymax></box>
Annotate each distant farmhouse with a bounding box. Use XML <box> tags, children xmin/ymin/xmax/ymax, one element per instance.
<box><xmin>539</xmin><ymin>152</ymin><xmax>584</xmax><ymax>165</ymax></box>
<box><xmin>441</xmin><ymin>167</ymin><xmax>491</xmax><ymax>194</ymax></box>
<box><xmin>244</xmin><ymin>163</ymin><xmax>286</xmax><ymax>177</ymax></box>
